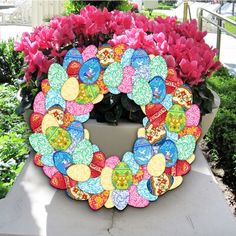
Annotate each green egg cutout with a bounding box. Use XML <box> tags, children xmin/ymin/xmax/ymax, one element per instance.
<box><xmin>112</xmin><ymin>162</ymin><xmax>133</xmax><ymax>190</ymax></box>
<box><xmin>176</xmin><ymin>135</ymin><xmax>196</xmax><ymax>160</ymax></box>
<box><xmin>29</xmin><ymin>133</ymin><xmax>54</xmax><ymax>155</ymax></box>
<box><xmin>48</xmin><ymin>63</ymin><xmax>68</xmax><ymax>91</ymax></box>
<box><xmin>72</xmin><ymin>139</ymin><xmax>93</xmax><ymax>165</ymax></box>
<box><xmin>166</xmin><ymin>104</ymin><xmax>186</xmax><ymax>132</ymax></box>
<box><xmin>150</xmin><ymin>56</ymin><xmax>168</xmax><ymax>80</ymax></box>
<box><xmin>45</xmin><ymin>126</ymin><xmax>71</xmax><ymax>151</ymax></box>
<box><xmin>103</xmin><ymin>62</ymin><xmax>123</xmax><ymax>87</ymax></box>
<box><xmin>132</xmin><ymin>78</ymin><xmax>152</xmax><ymax>106</ymax></box>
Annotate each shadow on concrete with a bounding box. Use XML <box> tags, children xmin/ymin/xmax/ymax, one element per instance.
<box><xmin>0</xmin><ymin>159</ymin><xmax>40</xmax><ymax>236</ymax></box>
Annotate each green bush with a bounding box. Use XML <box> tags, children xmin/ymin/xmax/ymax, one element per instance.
<box><xmin>206</xmin><ymin>67</ymin><xmax>236</xmax><ymax>191</ymax></box>
<box><xmin>0</xmin><ymin>39</ymin><xmax>24</xmax><ymax>85</ymax></box>
<box><xmin>0</xmin><ymin>84</ymin><xmax>30</xmax><ymax>199</ymax></box>
<box><xmin>64</xmin><ymin>0</ymin><xmax>133</xmax><ymax>15</ymax></box>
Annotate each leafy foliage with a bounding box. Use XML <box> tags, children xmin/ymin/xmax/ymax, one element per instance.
<box><xmin>64</xmin><ymin>0</ymin><xmax>133</xmax><ymax>14</ymax></box>
<box><xmin>0</xmin><ymin>84</ymin><xmax>30</xmax><ymax>199</ymax></box>
<box><xmin>0</xmin><ymin>38</ymin><xmax>24</xmax><ymax>85</ymax></box>
<box><xmin>91</xmin><ymin>93</ymin><xmax>145</xmax><ymax>125</ymax></box>
<box><xmin>206</xmin><ymin>67</ymin><xmax>236</xmax><ymax>192</ymax></box>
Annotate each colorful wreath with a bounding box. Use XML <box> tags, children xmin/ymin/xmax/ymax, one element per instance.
<box><xmin>29</xmin><ymin>44</ymin><xmax>202</xmax><ymax>210</ymax></box>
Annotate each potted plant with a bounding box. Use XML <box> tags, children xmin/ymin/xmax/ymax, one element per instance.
<box><xmin>15</xmin><ymin>5</ymin><xmax>221</xmax><ymax>152</ymax></box>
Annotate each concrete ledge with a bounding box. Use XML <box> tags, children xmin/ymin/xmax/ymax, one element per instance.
<box><xmin>0</xmin><ymin>147</ymin><xmax>235</xmax><ymax>236</ymax></box>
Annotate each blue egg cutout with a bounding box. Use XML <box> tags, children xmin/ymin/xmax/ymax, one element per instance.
<box><xmin>45</xmin><ymin>89</ymin><xmax>66</xmax><ymax>110</ymax></box>
<box><xmin>131</xmin><ymin>49</ymin><xmax>150</xmax><ymax>69</ymax></box>
<box><xmin>63</xmin><ymin>48</ymin><xmax>83</xmax><ymax>69</ymax></box>
<box><xmin>133</xmin><ymin>138</ymin><xmax>153</xmax><ymax>165</ymax></box>
<box><xmin>149</xmin><ymin>76</ymin><xmax>166</xmax><ymax>103</ymax></box>
<box><xmin>66</xmin><ymin>121</ymin><xmax>84</xmax><ymax>141</ymax></box>
<box><xmin>159</xmin><ymin>140</ymin><xmax>178</xmax><ymax>167</ymax></box>
<box><xmin>79</xmin><ymin>57</ymin><xmax>101</xmax><ymax>84</ymax></box>
<box><xmin>53</xmin><ymin>151</ymin><xmax>73</xmax><ymax>175</ymax></box>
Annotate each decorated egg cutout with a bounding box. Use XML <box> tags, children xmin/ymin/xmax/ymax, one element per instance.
<box><xmin>66</xmin><ymin>61</ymin><xmax>81</xmax><ymax>77</ymax></box>
<box><xmin>131</xmin><ymin>48</ymin><xmax>150</xmax><ymax>69</ymax></box>
<box><xmin>121</xmin><ymin>48</ymin><xmax>135</xmax><ymax>67</ymax></box>
<box><xmin>159</xmin><ymin>140</ymin><xmax>178</xmax><ymax>167</ymax></box>
<box><xmin>63</xmin><ymin>48</ymin><xmax>83</xmax><ymax>69</ymax></box>
<box><xmin>47</xmin><ymin>106</ymin><xmax>64</xmax><ymax>125</ymax></box>
<box><xmin>29</xmin><ymin>44</ymin><xmax>202</xmax><ymax>211</ymax></box>
<box><xmin>79</xmin><ymin>58</ymin><xmax>100</xmax><ymax>84</ymax></box>
<box><xmin>53</xmin><ymin>151</ymin><xmax>73</xmax><ymax>175</ymax></box>
<box><xmin>145</xmin><ymin>123</ymin><xmax>166</xmax><ymax>144</ymax></box>
<box><xmin>112</xmin><ymin>162</ymin><xmax>133</xmax><ymax>190</ymax></box>
<box><xmin>96</xmin><ymin>45</ymin><xmax>114</xmax><ymax>67</ymax></box>
<box><xmin>149</xmin><ymin>76</ymin><xmax>166</xmax><ymax>103</ymax></box>
<box><xmin>165</xmin><ymin>104</ymin><xmax>186</xmax><ymax>132</ymax></box>
<box><xmin>133</xmin><ymin>138</ymin><xmax>153</xmax><ymax>165</ymax></box>
<box><xmin>173</xmin><ymin>85</ymin><xmax>193</xmax><ymax>109</ymax></box>
<box><xmin>147</xmin><ymin>173</ymin><xmax>172</xmax><ymax>196</ymax></box>
<box><xmin>46</xmin><ymin>126</ymin><xmax>71</xmax><ymax>151</ymax></box>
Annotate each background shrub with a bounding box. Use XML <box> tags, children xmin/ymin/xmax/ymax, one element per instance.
<box><xmin>206</xmin><ymin>67</ymin><xmax>236</xmax><ymax>192</ymax></box>
<box><xmin>64</xmin><ymin>0</ymin><xmax>133</xmax><ymax>14</ymax></box>
<box><xmin>0</xmin><ymin>38</ymin><xmax>24</xmax><ymax>85</ymax></box>
<box><xmin>0</xmin><ymin>38</ymin><xmax>29</xmax><ymax>199</ymax></box>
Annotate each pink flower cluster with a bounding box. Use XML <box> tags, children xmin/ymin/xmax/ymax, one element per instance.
<box><xmin>15</xmin><ymin>5</ymin><xmax>220</xmax><ymax>86</ymax></box>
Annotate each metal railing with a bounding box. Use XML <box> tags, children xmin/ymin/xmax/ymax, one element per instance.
<box><xmin>198</xmin><ymin>7</ymin><xmax>236</xmax><ymax>59</ymax></box>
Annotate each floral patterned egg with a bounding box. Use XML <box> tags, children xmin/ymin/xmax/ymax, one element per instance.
<box><xmin>79</xmin><ymin>58</ymin><xmax>101</xmax><ymax>84</ymax></box>
<box><xmin>165</xmin><ymin>104</ymin><xmax>186</xmax><ymax>133</ymax></box>
<box><xmin>173</xmin><ymin>85</ymin><xmax>193</xmax><ymax>109</ymax></box>
<box><xmin>149</xmin><ymin>76</ymin><xmax>166</xmax><ymax>103</ymax></box>
<box><xmin>45</xmin><ymin>126</ymin><xmax>72</xmax><ymax>151</ymax></box>
<box><xmin>147</xmin><ymin>173</ymin><xmax>173</xmax><ymax>196</ymax></box>
<box><xmin>112</xmin><ymin>162</ymin><xmax>133</xmax><ymax>190</ymax></box>
<box><xmin>76</xmin><ymin>83</ymin><xmax>99</xmax><ymax>104</ymax></box>
<box><xmin>96</xmin><ymin>45</ymin><xmax>114</xmax><ymax>68</ymax></box>
<box><xmin>145</xmin><ymin>123</ymin><xmax>166</xmax><ymax>144</ymax></box>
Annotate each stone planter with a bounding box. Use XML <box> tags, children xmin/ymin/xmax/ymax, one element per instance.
<box><xmin>22</xmin><ymin>90</ymin><xmax>220</xmax><ymax>157</ymax></box>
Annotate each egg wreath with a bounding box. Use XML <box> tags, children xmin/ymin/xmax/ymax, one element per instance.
<box><xmin>29</xmin><ymin>44</ymin><xmax>202</xmax><ymax>211</ymax></box>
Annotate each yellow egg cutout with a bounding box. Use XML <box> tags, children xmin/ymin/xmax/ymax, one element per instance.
<box><xmin>41</xmin><ymin>114</ymin><xmax>59</xmax><ymax>133</ymax></box>
<box><xmin>169</xmin><ymin>176</ymin><xmax>183</xmax><ymax>190</ymax></box>
<box><xmin>104</xmin><ymin>191</ymin><xmax>115</xmax><ymax>208</ymax></box>
<box><xmin>141</xmin><ymin>105</ymin><xmax>146</xmax><ymax>115</ymax></box>
<box><xmin>61</xmin><ymin>77</ymin><xmax>79</xmax><ymax>101</ymax></box>
<box><xmin>84</xmin><ymin>129</ymin><xmax>90</xmax><ymax>139</ymax></box>
<box><xmin>67</xmin><ymin>164</ymin><xmax>91</xmax><ymax>182</ymax></box>
<box><xmin>92</xmin><ymin>94</ymin><xmax>104</xmax><ymax>104</ymax></box>
<box><xmin>186</xmin><ymin>154</ymin><xmax>196</xmax><ymax>164</ymax></box>
<box><xmin>147</xmin><ymin>154</ymin><xmax>166</xmax><ymax>177</ymax></box>
<box><xmin>100</xmin><ymin>167</ymin><xmax>115</xmax><ymax>190</ymax></box>
<box><xmin>137</xmin><ymin>128</ymin><xmax>146</xmax><ymax>138</ymax></box>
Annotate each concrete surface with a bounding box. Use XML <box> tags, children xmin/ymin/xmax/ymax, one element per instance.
<box><xmin>0</xmin><ymin>147</ymin><xmax>235</xmax><ymax>236</ymax></box>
